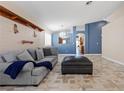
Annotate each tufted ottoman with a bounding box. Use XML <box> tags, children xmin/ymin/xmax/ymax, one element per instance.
<box><xmin>61</xmin><ymin>56</ymin><xmax>93</xmax><ymax>75</ymax></box>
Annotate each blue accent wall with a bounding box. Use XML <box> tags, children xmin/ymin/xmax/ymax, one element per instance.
<box><xmin>52</xmin><ymin>27</ymin><xmax>76</xmax><ymax>54</ymax></box>
<box><xmin>85</xmin><ymin>21</ymin><xmax>107</xmax><ymax>54</ymax></box>
<box><xmin>52</xmin><ymin>21</ymin><xmax>107</xmax><ymax>54</ymax></box>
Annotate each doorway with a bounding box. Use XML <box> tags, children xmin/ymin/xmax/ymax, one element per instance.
<box><xmin>76</xmin><ymin>33</ymin><xmax>85</xmax><ymax>55</ymax></box>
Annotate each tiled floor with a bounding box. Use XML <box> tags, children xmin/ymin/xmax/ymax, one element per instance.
<box><xmin>0</xmin><ymin>55</ymin><xmax>124</xmax><ymax>91</ymax></box>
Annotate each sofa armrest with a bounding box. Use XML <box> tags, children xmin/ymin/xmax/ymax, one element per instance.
<box><xmin>0</xmin><ymin>62</ymin><xmax>34</xmax><ymax>72</ymax></box>
<box><xmin>0</xmin><ymin>63</ymin><xmax>12</xmax><ymax>72</ymax></box>
<box><xmin>22</xmin><ymin>62</ymin><xmax>34</xmax><ymax>71</ymax></box>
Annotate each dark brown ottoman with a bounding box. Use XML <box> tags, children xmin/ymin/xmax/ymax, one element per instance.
<box><xmin>61</xmin><ymin>56</ymin><xmax>93</xmax><ymax>74</ymax></box>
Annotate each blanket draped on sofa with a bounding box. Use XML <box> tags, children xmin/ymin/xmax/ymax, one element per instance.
<box><xmin>4</xmin><ymin>61</ymin><xmax>52</xmax><ymax>79</ymax></box>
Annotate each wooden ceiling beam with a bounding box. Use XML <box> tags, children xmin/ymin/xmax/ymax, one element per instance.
<box><xmin>0</xmin><ymin>5</ymin><xmax>44</xmax><ymax>32</ymax></box>
<box><xmin>11</xmin><ymin>16</ymin><xmax>18</xmax><ymax>20</ymax></box>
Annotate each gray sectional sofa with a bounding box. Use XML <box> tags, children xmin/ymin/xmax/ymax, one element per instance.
<box><xmin>0</xmin><ymin>47</ymin><xmax>58</xmax><ymax>85</ymax></box>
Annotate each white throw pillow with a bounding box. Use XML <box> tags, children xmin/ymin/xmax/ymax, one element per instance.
<box><xmin>2</xmin><ymin>53</ymin><xmax>17</xmax><ymax>62</ymax></box>
<box><xmin>17</xmin><ymin>50</ymin><xmax>34</xmax><ymax>61</ymax></box>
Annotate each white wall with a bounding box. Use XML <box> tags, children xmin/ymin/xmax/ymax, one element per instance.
<box><xmin>45</xmin><ymin>31</ymin><xmax>52</xmax><ymax>47</ymax></box>
<box><xmin>102</xmin><ymin>5</ymin><xmax>124</xmax><ymax>64</ymax></box>
<box><xmin>0</xmin><ymin>16</ymin><xmax>45</xmax><ymax>53</ymax></box>
<box><xmin>76</xmin><ymin>25</ymin><xmax>85</xmax><ymax>31</ymax></box>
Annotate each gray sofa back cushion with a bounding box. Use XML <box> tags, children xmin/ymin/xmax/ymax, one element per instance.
<box><xmin>43</xmin><ymin>48</ymin><xmax>52</xmax><ymax>56</ymax></box>
<box><xmin>2</xmin><ymin>53</ymin><xmax>17</xmax><ymax>62</ymax></box>
<box><xmin>17</xmin><ymin>50</ymin><xmax>34</xmax><ymax>61</ymax></box>
<box><xmin>51</xmin><ymin>47</ymin><xmax>58</xmax><ymax>55</ymax></box>
<box><xmin>36</xmin><ymin>48</ymin><xmax>44</xmax><ymax>61</ymax></box>
<box><xmin>27</xmin><ymin>49</ymin><xmax>37</xmax><ymax>60</ymax></box>
<box><xmin>0</xmin><ymin>56</ymin><xmax>4</xmax><ymax>63</ymax></box>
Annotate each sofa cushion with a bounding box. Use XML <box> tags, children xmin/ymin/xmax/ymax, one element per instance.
<box><xmin>17</xmin><ymin>50</ymin><xmax>34</xmax><ymax>61</ymax></box>
<box><xmin>0</xmin><ymin>63</ymin><xmax>12</xmax><ymax>71</ymax></box>
<box><xmin>51</xmin><ymin>47</ymin><xmax>58</xmax><ymax>55</ymax></box>
<box><xmin>27</xmin><ymin>49</ymin><xmax>37</xmax><ymax>60</ymax></box>
<box><xmin>36</xmin><ymin>48</ymin><xmax>44</xmax><ymax>61</ymax></box>
<box><xmin>36</xmin><ymin>57</ymin><xmax>54</xmax><ymax>63</ymax></box>
<box><xmin>0</xmin><ymin>56</ymin><xmax>4</xmax><ymax>63</ymax></box>
<box><xmin>36</xmin><ymin>57</ymin><xmax>57</xmax><ymax>66</ymax></box>
<box><xmin>43</xmin><ymin>48</ymin><xmax>52</xmax><ymax>56</ymax></box>
<box><xmin>45</xmin><ymin>56</ymin><xmax>57</xmax><ymax>59</ymax></box>
<box><xmin>2</xmin><ymin>53</ymin><xmax>17</xmax><ymax>62</ymax></box>
<box><xmin>0</xmin><ymin>62</ymin><xmax>34</xmax><ymax>72</ymax></box>
<box><xmin>31</xmin><ymin>67</ymin><xmax>48</xmax><ymax>76</ymax></box>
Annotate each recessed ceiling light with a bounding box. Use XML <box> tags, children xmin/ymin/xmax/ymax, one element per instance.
<box><xmin>47</xmin><ymin>24</ymin><xmax>60</xmax><ymax>31</ymax></box>
<box><xmin>86</xmin><ymin>1</ymin><xmax>93</xmax><ymax>5</ymax></box>
<box><xmin>47</xmin><ymin>24</ymin><xmax>64</xmax><ymax>31</ymax></box>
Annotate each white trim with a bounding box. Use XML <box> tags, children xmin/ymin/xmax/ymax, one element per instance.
<box><xmin>84</xmin><ymin>54</ymin><xmax>102</xmax><ymax>56</ymax></box>
<box><xmin>59</xmin><ymin>54</ymin><xmax>102</xmax><ymax>56</ymax></box>
<box><xmin>59</xmin><ymin>54</ymin><xmax>76</xmax><ymax>56</ymax></box>
<box><xmin>102</xmin><ymin>56</ymin><xmax>124</xmax><ymax>66</ymax></box>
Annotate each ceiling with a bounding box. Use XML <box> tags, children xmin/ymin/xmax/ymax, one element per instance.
<box><xmin>1</xmin><ymin>1</ymin><xmax>124</xmax><ymax>32</ymax></box>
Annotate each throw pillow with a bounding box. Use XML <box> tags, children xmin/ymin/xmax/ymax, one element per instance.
<box><xmin>43</xmin><ymin>48</ymin><xmax>52</xmax><ymax>56</ymax></box>
<box><xmin>17</xmin><ymin>50</ymin><xmax>34</xmax><ymax>61</ymax></box>
<box><xmin>2</xmin><ymin>53</ymin><xmax>17</xmax><ymax>62</ymax></box>
<box><xmin>0</xmin><ymin>56</ymin><xmax>4</xmax><ymax>63</ymax></box>
<box><xmin>51</xmin><ymin>47</ymin><xmax>58</xmax><ymax>55</ymax></box>
<box><xmin>27</xmin><ymin>48</ymin><xmax>37</xmax><ymax>60</ymax></box>
<box><xmin>36</xmin><ymin>48</ymin><xmax>44</xmax><ymax>61</ymax></box>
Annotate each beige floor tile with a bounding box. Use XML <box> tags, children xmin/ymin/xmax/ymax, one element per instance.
<box><xmin>0</xmin><ymin>55</ymin><xmax>124</xmax><ymax>91</ymax></box>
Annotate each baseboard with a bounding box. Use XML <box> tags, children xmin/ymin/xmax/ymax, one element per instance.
<box><xmin>59</xmin><ymin>54</ymin><xmax>102</xmax><ymax>56</ymax></box>
<box><xmin>102</xmin><ymin>56</ymin><xmax>124</xmax><ymax>66</ymax></box>
<box><xmin>84</xmin><ymin>54</ymin><xmax>102</xmax><ymax>56</ymax></box>
<box><xmin>59</xmin><ymin>54</ymin><xmax>76</xmax><ymax>56</ymax></box>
